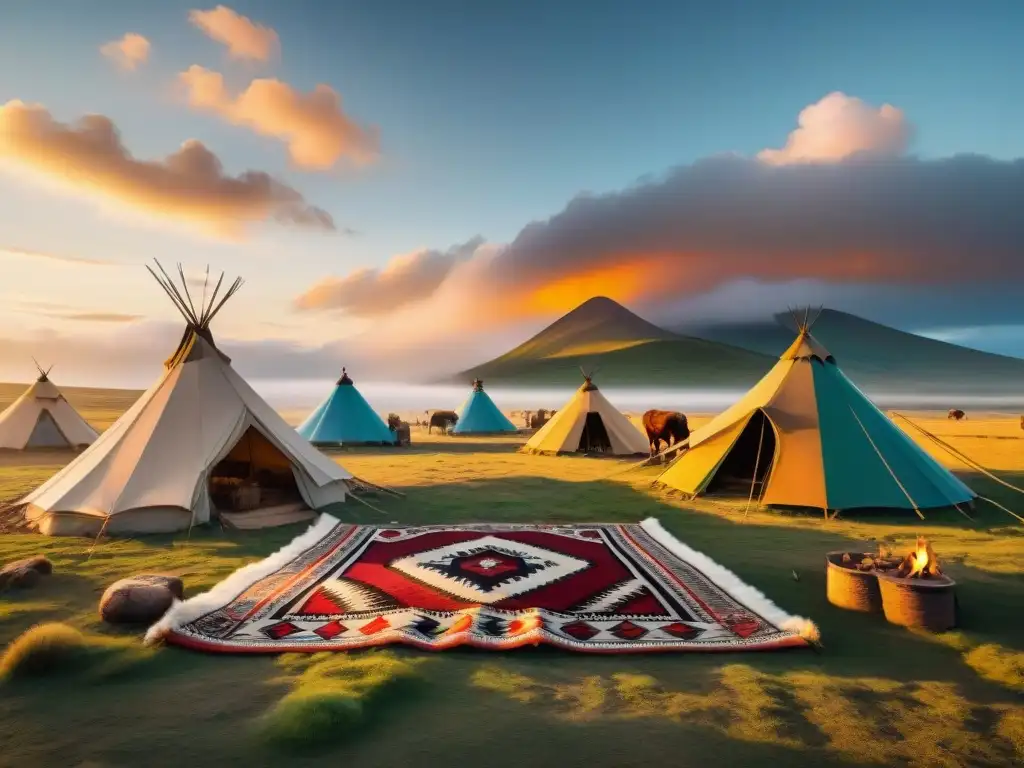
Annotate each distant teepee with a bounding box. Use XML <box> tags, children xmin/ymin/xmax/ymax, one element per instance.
<box><xmin>522</xmin><ymin>368</ymin><xmax>648</xmax><ymax>456</ymax></box>
<box><xmin>297</xmin><ymin>367</ymin><xmax>396</xmax><ymax>446</ymax></box>
<box><xmin>19</xmin><ymin>261</ymin><xmax>353</xmax><ymax>536</ymax></box>
<box><xmin>0</xmin><ymin>361</ymin><xmax>98</xmax><ymax>450</ymax></box>
<box><xmin>655</xmin><ymin>307</ymin><xmax>976</xmax><ymax>514</ymax></box>
<box><xmin>452</xmin><ymin>379</ymin><xmax>517</xmax><ymax>435</ymax></box>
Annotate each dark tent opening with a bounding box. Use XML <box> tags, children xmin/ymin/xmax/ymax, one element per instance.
<box><xmin>706</xmin><ymin>410</ymin><xmax>776</xmax><ymax>496</ymax></box>
<box><xmin>578</xmin><ymin>412</ymin><xmax>612</xmax><ymax>453</ymax></box>
<box><xmin>208</xmin><ymin>426</ymin><xmax>304</xmax><ymax>516</ymax></box>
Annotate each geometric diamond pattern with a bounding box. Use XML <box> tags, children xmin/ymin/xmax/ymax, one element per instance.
<box><xmin>390</xmin><ymin>535</ymin><xmax>590</xmax><ymax>603</ymax></box>
<box><xmin>313</xmin><ymin>620</ymin><xmax>347</xmax><ymax>640</ymax></box>
<box><xmin>725</xmin><ymin>616</ymin><xmax>760</xmax><ymax>638</ymax></box>
<box><xmin>609</xmin><ymin>620</ymin><xmax>648</xmax><ymax>641</ymax></box>
<box><xmin>561</xmin><ymin>620</ymin><xmax>600</xmax><ymax>641</ymax></box>
<box><xmin>359</xmin><ymin>616</ymin><xmax>391</xmax><ymax>635</ymax></box>
<box><xmin>411</xmin><ymin>615</ymin><xmax>442</xmax><ymax>636</ymax></box>
<box><xmin>262</xmin><ymin>621</ymin><xmax>301</xmax><ymax>640</ymax></box>
<box><xmin>660</xmin><ymin>622</ymin><xmax>702</xmax><ymax>640</ymax></box>
<box><xmin>172</xmin><ymin>523</ymin><xmax>806</xmax><ymax>655</ymax></box>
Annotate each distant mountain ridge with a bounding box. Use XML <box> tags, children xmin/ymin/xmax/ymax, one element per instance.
<box><xmin>450</xmin><ymin>298</ymin><xmax>1024</xmax><ymax>394</ymax></box>
<box><xmin>453</xmin><ymin>297</ymin><xmax>774</xmax><ymax>387</ymax></box>
<box><xmin>681</xmin><ymin>308</ymin><xmax>1024</xmax><ymax>393</ymax></box>
<box><xmin>483</xmin><ymin>296</ymin><xmax>676</xmax><ymax>362</ymax></box>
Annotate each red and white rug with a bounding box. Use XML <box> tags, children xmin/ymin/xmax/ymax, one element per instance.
<box><xmin>147</xmin><ymin>515</ymin><xmax>818</xmax><ymax>653</ymax></box>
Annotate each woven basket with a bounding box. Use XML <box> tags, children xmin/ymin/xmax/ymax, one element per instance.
<box><xmin>877</xmin><ymin>572</ymin><xmax>956</xmax><ymax>631</ymax></box>
<box><xmin>825</xmin><ymin>552</ymin><xmax>883</xmax><ymax>613</ymax></box>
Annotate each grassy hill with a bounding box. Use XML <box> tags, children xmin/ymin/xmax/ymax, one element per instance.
<box><xmin>683</xmin><ymin>309</ymin><xmax>1024</xmax><ymax>394</ymax></box>
<box><xmin>454</xmin><ymin>297</ymin><xmax>774</xmax><ymax>387</ymax></box>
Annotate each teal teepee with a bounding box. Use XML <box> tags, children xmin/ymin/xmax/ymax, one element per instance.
<box><xmin>297</xmin><ymin>368</ymin><xmax>396</xmax><ymax>446</ymax></box>
<box><xmin>452</xmin><ymin>379</ymin><xmax>517</xmax><ymax>435</ymax></box>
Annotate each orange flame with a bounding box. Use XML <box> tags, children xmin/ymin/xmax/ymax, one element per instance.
<box><xmin>906</xmin><ymin>536</ymin><xmax>940</xmax><ymax>578</ymax></box>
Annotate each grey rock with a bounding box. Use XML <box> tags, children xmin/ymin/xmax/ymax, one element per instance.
<box><xmin>99</xmin><ymin>574</ymin><xmax>184</xmax><ymax>625</ymax></box>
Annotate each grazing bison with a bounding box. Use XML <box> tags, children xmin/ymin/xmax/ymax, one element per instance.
<box><xmin>642</xmin><ymin>410</ymin><xmax>691</xmax><ymax>458</ymax></box>
<box><xmin>387</xmin><ymin>414</ymin><xmax>411</xmax><ymax>446</ymax></box>
<box><xmin>428</xmin><ymin>410</ymin><xmax>459</xmax><ymax>434</ymax></box>
<box><xmin>1020</xmin><ymin>415</ymin><xmax>1024</xmax><ymax>432</ymax></box>
<box><xmin>948</xmin><ymin>409</ymin><xmax>966</xmax><ymax>421</ymax></box>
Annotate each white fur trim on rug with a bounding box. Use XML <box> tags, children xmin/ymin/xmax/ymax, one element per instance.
<box><xmin>639</xmin><ymin>517</ymin><xmax>820</xmax><ymax>643</ymax></box>
<box><xmin>144</xmin><ymin>513</ymin><xmax>341</xmax><ymax>645</ymax></box>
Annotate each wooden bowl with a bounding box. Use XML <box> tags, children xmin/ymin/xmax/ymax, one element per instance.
<box><xmin>877</xmin><ymin>572</ymin><xmax>957</xmax><ymax>632</ymax></box>
<box><xmin>825</xmin><ymin>552</ymin><xmax>883</xmax><ymax>613</ymax></box>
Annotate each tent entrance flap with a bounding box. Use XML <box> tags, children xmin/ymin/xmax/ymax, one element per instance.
<box><xmin>208</xmin><ymin>425</ymin><xmax>305</xmax><ymax>514</ymax></box>
<box><xmin>579</xmin><ymin>412</ymin><xmax>612</xmax><ymax>452</ymax></box>
<box><xmin>705</xmin><ymin>410</ymin><xmax>776</xmax><ymax>495</ymax></box>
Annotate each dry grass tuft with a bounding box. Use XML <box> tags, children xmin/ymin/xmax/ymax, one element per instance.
<box><xmin>259</xmin><ymin>651</ymin><xmax>430</xmax><ymax>750</ymax></box>
<box><xmin>0</xmin><ymin>622</ymin><xmax>153</xmax><ymax>683</ymax></box>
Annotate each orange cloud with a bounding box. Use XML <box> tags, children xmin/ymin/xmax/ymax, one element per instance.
<box><xmin>179</xmin><ymin>66</ymin><xmax>380</xmax><ymax>170</ymax></box>
<box><xmin>293</xmin><ymin>91</ymin><xmax>1024</xmax><ymax>350</ymax></box>
<box><xmin>0</xmin><ymin>100</ymin><xmax>335</xmax><ymax>238</ymax></box>
<box><xmin>100</xmin><ymin>33</ymin><xmax>151</xmax><ymax>71</ymax></box>
<box><xmin>188</xmin><ymin>5</ymin><xmax>279</xmax><ymax>62</ymax></box>
<box><xmin>522</xmin><ymin>257</ymin><xmax>667</xmax><ymax>317</ymax></box>
<box><xmin>295</xmin><ymin>238</ymin><xmax>484</xmax><ymax>315</ymax></box>
<box><xmin>758</xmin><ymin>92</ymin><xmax>910</xmax><ymax>165</ymax></box>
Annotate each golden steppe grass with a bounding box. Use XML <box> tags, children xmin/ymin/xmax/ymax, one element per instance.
<box><xmin>0</xmin><ymin>386</ymin><xmax>1020</xmax><ymax>767</ymax></box>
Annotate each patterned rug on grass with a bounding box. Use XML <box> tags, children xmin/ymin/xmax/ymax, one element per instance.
<box><xmin>147</xmin><ymin>515</ymin><xmax>817</xmax><ymax>653</ymax></box>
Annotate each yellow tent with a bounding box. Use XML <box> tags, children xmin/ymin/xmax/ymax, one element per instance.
<box><xmin>655</xmin><ymin>315</ymin><xmax>975</xmax><ymax>514</ymax></box>
<box><xmin>522</xmin><ymin>373</ymin><xmax>648</xmax><ymax>456</ymax></box>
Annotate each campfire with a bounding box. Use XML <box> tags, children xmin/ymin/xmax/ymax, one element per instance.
<box><xmin>828</xmin><ymin>536</ymin><xmax>957</xmax><ymax>631</ymax></box>
<box><xmin>841</xmin><ymin>537</ymin><xmax>946</xmax><ymax>580</ymax></box>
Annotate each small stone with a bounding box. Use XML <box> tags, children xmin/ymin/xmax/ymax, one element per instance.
<box><xmin>99</xmin><ymin>574</ymin><xmax>183</xmax><ymax>625</ymax></box>
<box><xmin>0</xmin><ymin>555</ymin><xmax>53</xmax><ymax>589</ymax></box>
<box><xmin>127</xmin><ymin>574</ymin><xmax>184</xmax><ymax>600</ymax></box>
<box><xmin>9</xmin><ymin>567</ymin><xmax>41</xmax><ymax>589</ymax></box>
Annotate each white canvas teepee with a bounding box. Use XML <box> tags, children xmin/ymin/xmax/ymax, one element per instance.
<box><xmin>522</xmin><ymin>370</ymin><xmax>648</xmax><ymax>456</ymax></box>
<box><xmin>0</xmin><ymin>363</ymin><xmax>98</xmax><ymax>450</ymax></box>
<box><xmin>19</xmin><ymin>262</ymin><xmax>353</xmax><ymax>536</ymax></box>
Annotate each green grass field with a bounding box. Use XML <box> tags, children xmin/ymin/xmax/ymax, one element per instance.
<box><xmin>0</xmin><ymin>406</ymin><xmax>1021</xmax><ymax>767</ymax></box>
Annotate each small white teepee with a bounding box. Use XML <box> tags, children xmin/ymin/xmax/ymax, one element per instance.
<box><xmin>522</xmin><ymin>369</ymin><xmax>648</xmax><ymax>456</ymax></box>
<box><xmin>19</xmin><ymin>261</ymin><xmax>353</xmax><ymax>536</ymax></box>
<box><xmin>0</xmin><ymin>363</ymin><xmax>98</xmax><ymax>450</ymax></box>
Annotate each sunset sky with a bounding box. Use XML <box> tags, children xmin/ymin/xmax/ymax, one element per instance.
<box><xmin>2</xmin><ymin>1</ymin><xmax>1023</xmax><ymax>387</ymax></box>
